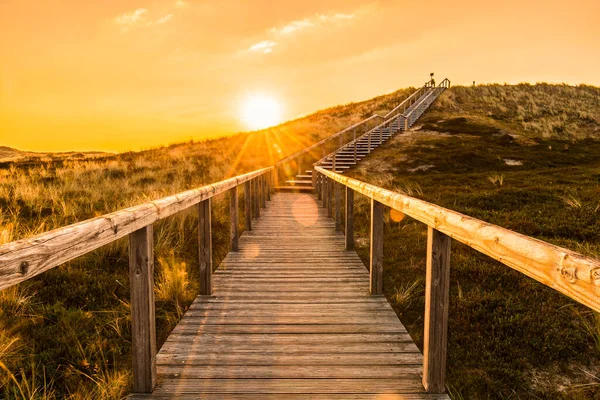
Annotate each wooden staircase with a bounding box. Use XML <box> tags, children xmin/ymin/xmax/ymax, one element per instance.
<box><xmin>276</xmin><ymin>79</ymin><xmax>450</xmax><ymax>192</ymax></box>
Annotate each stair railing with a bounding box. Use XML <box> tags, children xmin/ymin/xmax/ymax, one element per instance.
<box><xmin>273</xmin><ymin>114</ymin><xmax>383</xmax><ymax>185</ymax></box>
<box><xmin>315</xmin><ymin>166</ymin><xmax>600</xmax><ymax>393</ymax></box>
<box><xmin>402</xmin><ymin>80</ymin><xmax>449</xmax><ymax>130</ymax></box>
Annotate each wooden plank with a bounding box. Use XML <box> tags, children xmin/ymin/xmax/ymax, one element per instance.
<box><xmin>244</xmin><ymin>181</ymin><xmax>251</xmax><ymax>231</ymax></box>
<box><xmin>230</xmin><ymin>186</ymin><xmax>239</xmax><ymax>252</ymax></box>
<box><xmin>345</xmin><ymin>187</ymin><xmax>354</xmax><ymax>250</ymax></box>
<box><xmin>316</xmin><ymin>166</ymin><xmax>600</xmax><ymax>312</ymax></box>
<box><xmin>0</xmin><ymin>167</ymin><xmax>272</xmax><ymax>291</ymax></box>
<box><xmin>198</xmin><ymin>199</ymin><xmax>212</xmax><ymax>295</ymax></box>
<box><xmin>155</xmin><ymin>364</ymin><xmax>421</xmax><ymax>379</ymax></box>
<box><xmin>131</xmin><ymin>394</ymin><xmax>449</xmax><ymax>400</ymax></box>
<box><xmin>129</xmin><ymin>226</ymin><xmax>157</xmax><ymax>393</ymax></box>
<box><xmin>422</xmin><ymin>227</ymin><xmax>451</xmax><ymax>393</ymax></box>
<box><xmin>370</xmin><ymin>199</ymin><xmax>384</xmax><ymax>295</ymax></box>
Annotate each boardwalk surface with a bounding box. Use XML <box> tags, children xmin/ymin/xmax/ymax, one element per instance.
<box><xmin>132</xmin><ymin>192</ymin><xmax>449</xmax><ymax>399</ymax></box>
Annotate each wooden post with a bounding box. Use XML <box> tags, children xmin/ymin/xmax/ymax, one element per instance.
<box><xmin>244</xmin><ymin>181</ymin><xmax>251</xmax><ymax>231</ymax></box>
<box><xmin>332</xmin><ymin>153</ymin><xmax>336</xmax><ymax>173</ymax></box>
<box><xmin>266</xmin><ymin>173</ymin><xmax>271</xmax><ymax>201</ymax></box>
<box><xmin>327</xmin><ymin>179</ymin><xmax>333</xmax><ymax>218</ymax></box>
<box><xmin>334</xmin><ymin>182</ymin><xmax>341</xmax><ymax>231</ymax></box>
<box><xmin>368</xmin><ymin>131</ymin><xmax>372</xmax><ymax>153</ymax></box>
<box><xmin>272</xmin><ymin>167</ymin><xmax>278</xmax><ymax>191</ymax></box>
<box><xmin>370</xmin><ymin>199</ymin><xmax>383</xmax><ymax>295</ymax></box>
<box><xmin>422</xmin><ymin>227</ymin><xmax>451</xmax><ymax>393</ymax></box>
<box><xmin>254</xmin><ymin>179</ymin><xmax>260</xmax><ymax>218</ymax></box>
<box><xmin>260</xmin><ymin>176</ymin><xmax>266</xmax><ymax>208</ymax></box>
<box><xmin>345</xmin><ymin>187</ymin><xmax>354</xmax><ymax>250</ymax></box>
<box><xmin>321</xmin><ymin>176</ymin><xmax>327</xmax><ymax>207</ymax></box>
<box><xmin>312</xmin><ymin>168</ymin><xmax>317</xmax><ymax>193</ymax></box>
<box><xmin>129</xmin><ymin>225</ymin><xmax>156</xmax><ymax>393</ymax></box>
<box><xmin>353</xmin><ymin>128</ymin><xmax>357</xmax><ymax>162</ymax></box>
<box><xmin>230</xmin><ymin>186</ymin><xmax>239</xmax><ymax>251</ymax></box>
<box><xmin>198</xmin><ymin>199</ymin><xmax>212</xmax><ymax>295</ymax></box>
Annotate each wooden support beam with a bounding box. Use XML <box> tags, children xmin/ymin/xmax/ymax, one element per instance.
<box><xmin>244</xmin><ymin>181</ymin><xmax>251</xmax><ymax>231</ymax></box>
<box><xmin>266</xmin><ymin>173</ymin><xmax>271</xmax><ymax>201</ymax></box>
<box><xmin>253</xmin><ymin>179</ymin><xmax>260</xmax><ymax>218</ymax></box>
<box><xmin>230</xmin><ymin>186</ymin><xmax>239</xmax><ymax>252</ymax></box>
<box><xmin>327</xmin><ymin>179</ymin><xmax>333</xmax><ymax>218</ymax></box>
<box><xmin>422</xmin><ymin>227</ymin><xmax>451</xmax><ymax>393</ymax></box>
<box><xmin>198</xmin><ymin>199</ymin><xmax>212</xmax><ymax>295</ymax></box>
<box><xmin>334</xmin><ymin>182</ymin><xmax>341</xmax><ymax>231</ymax></box>
<box><xmin>312</xmin><ymin>169</ymin><xmax>317</xmax><ymax>195</ymax></box>
<box><xmin>129</xmin><ymin>225</ymin><xmax>156</xmax><ymax>393</ymax></box>
<box><xmin>370</xmin><ymin>199</ymin><xmax>384</xmax><ymax>295</ymax></box>
<box><xmin>321</xmin><ymin>176</ymin><xmax>327</xmax><ymax>206</ymax></box>
<box><xmin>260</xmin><ymin>176</ymin><xmax>266</xmax><ymax>208</ymax></box>
<box><xmin>345</xmin><ymin>187</ymin><xmax>354</xmax><ymax>250</ymax></box>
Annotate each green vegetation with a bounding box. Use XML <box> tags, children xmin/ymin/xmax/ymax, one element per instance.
<box><xmin>1</xmin><ymin>83</ymin><xmax>599</xmax><ymax>398</ymax></box>
<box><xmin>345</xmin><ymin>83</ymin><xmax>600</xmax><ymax>398</ymax></box>
<box><xmin>0</xmin><ymin>88</ymin><xmax>414</xmax><ymax>398</ymax></box>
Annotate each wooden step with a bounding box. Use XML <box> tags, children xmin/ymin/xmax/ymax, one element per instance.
<box><xmin>274</xmin><ymin>186</ymin><xmax>315</xmax><ymax>192</ymax></box>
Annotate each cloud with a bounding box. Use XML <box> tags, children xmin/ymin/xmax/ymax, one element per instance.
<box><xmin>249</xmin><ymin>40</ymin><xmax>277</xmax><ymax>54</ymax></box>
<box><xmin>271</xmin><ymin>19</ymin><xmax>315</xmax><ymax>35</ymax></box>
<box><xmin>175</xmin><ymin>1</ymin><xmax>186</xmax><ymax>8</ymax></box>
<box><xmin>318</xmin><ymin>13</ymin><xmax>355</xmax><ymax>22</ymax></box>
<box><xmin>115</xmin><ymin>8</ymin><xmax>148</xmax><ymax>26</ymax></box>
<box><xmin>156</xmin><ymin>14</ymin><xmax>174</xmax><ymax>24</ymax></box>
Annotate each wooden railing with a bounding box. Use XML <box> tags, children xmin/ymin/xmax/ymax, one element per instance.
<box><xmin>274</xmin><ymin>115</ymin><xmax>383</xmax><ymax>184</ymax></box>
<box><xmin>315</xmin><ymin>166</ymin><xmax>600</xmax><ymax>393</ymax></box>
<box><xmin>0</xmin><ymin>166</ymin><xmax>274</xmax><ymax>393</ymax></box>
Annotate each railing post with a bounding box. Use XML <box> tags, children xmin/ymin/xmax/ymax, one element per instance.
<box><xmin>368</xmin><ymin>131</ymin><xmax>372</xmax><ymax>153</ymax></box>
<box><xmin>327</xmin><ymin>179</ymin><xmax>333</xmax><ymax>218</ymax></box>
<box><xmin>321</xmin><ymin>176</ymin><xmax>327</xmax><ymax>207</ymax></box>
<box><xmin>260</xmin><ymin>175</ymin><xmax>266</xmax><ymax>208</ymax></box>
<box><xmin>334</xmin><ymin>182</ymin><xmax>341</xmax><ymax>231</ymax></box>
<box><xmin>423</xmin><ymin>227</ymin><xmax>451</xmax><ymax>393</ymax></box>
<box><xmin>345</xmin><ymin>187</ymin><xmax>354</xmax><ymax>250</ymax></box>
<box><xmin>353</xmin><ymin>128</ymin><xmax>357</xmax><ymax>163</ymax></box>
<box><xmin>312</xmin><ymin>167</ymin><xmax>317</xmax><ymax>193</ymax></box>
<box><xmin>244</xmin><ymin>181</ymin><xmax>252</xmax><ymax>231</ymax></box>
<box><xmin>266</xmin><ymin>173</ymin><xmax>271</xmax><ymax>201</ymax></box>
<box><xmin>332</xmin><ymin>154</ymin><xmax>336</xmax><ymax>173</ymax></box>
<box><xmin>230</xmin><ymin>186</ymin><xmax>239</xmax><ymax>251</ymax></box>
<box><xmin>370</xmin><ymin>199</ymin><xmax>383</xmax><ymax>295</ymax></box>
<box><xmin>198</xmin><ymin>199</ymin><xmax>212</xmax><ymax>295</ymax></box>
<box><xmin>129</xmin><ymin>225</ymin><xmax>156</xmax><ymax>393</ymax></box>
<box><xmin>253</xmin><ymin>178</ymin><xmax>260</xmax><ymax>218</ymax></box>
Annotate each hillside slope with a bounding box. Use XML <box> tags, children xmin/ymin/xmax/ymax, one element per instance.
<box><xmin>425</xmin><ymin>83</ymin><xmax>600</xmax><ymax>140</ymax></box>
<box><xmin>345</xmin><ymin>84</ymin><xmax>600</xmax><ymax>399</ymax></box>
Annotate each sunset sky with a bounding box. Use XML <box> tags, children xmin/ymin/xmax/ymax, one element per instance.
<box><xmin>1</xmin><ymin>0</ymin><xmax>599</xmax><ymax>152</ymax></box>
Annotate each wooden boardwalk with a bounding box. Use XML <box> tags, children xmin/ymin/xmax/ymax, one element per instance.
<box><xmin>131</xmin><ymin>192</ymin><xmax>449</xmax><ymax>399</ymax></box>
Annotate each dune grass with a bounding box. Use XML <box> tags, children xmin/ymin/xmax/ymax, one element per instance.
<box><xmin>345</xmin><ymin>93</ymin><xmax>600</xmax><ymax>398</ymax></box>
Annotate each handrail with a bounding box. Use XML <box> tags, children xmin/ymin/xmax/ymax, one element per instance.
<box><xmin>404</xmin><ymin>87</ymin><xmax>439</xmax><ymax>119</ymax></box>
<box><xmin>314</xmin><ymin>108</ymin><xmax>403</xmax><ymax>166</ymax></box>
<box><xmin>274</xmin><ymin>114</ymin><xmax>383</xmax><ymax>168</ymax></box>
<box><xmin>383</xmin><ymin>85</ymin><xmax>427</xmax><ymax>119</ymax></box>
<box><xmin>0</xmin><ymin>166</ymin><xmax>273</xmax><ymax>291</ymax></box>
<box><xmin>316</xmin><ymin>166</ymin><xmax>600</xmax><ymax>312</ymax></box>
<box><xmin>314</xmin><ymin>86</ymin><xmax>432</xmax><ymax>166</ymax></box>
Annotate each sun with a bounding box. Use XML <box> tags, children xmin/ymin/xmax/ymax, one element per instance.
<box><xmin>241</xmin><ymin>93</ymin><xmax>283</xmax><ymax>130</ymax></box>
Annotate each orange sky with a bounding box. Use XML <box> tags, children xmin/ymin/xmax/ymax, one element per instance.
<box><xmin>1</xmin><ymin>0</ymin><xmax>599</xmax><ymax>152</ymax></box>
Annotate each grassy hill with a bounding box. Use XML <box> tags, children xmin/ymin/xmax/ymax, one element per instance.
<box><xmin>345</xmin><ymin>84</ymin><xmax>600</xmax><ymax>399</ymax></box>
<box><xmin>0</xmin><ymin>83</ymin><xmax>599</xmax><ymax>398</ymax></box>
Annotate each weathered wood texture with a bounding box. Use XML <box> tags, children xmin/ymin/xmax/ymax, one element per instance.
<box><xmin>334</xmin><ymin>183</ymin><xmax>341</xmax><ymax>231</ymax></box>
<box><xmin>139</xmin><ymin>192</ymin><xmax>445</xmax><ymax>398</ymax></box>
<box><xmin>198</xmin><ymin>199</ymin><xmax>212</xmax><ymax>295</ymax></box>
<box><xmin>230</xmin><ymin>186</ymin><xmax>239</xmax><ymax>252</ymax></box>
<box><xmin>370</xmin><ymin>199</ymin><xmax>384</xmax><ymax>295</ymax></box>
<box><xmin>244</xmin><ymin>181</ymin><xmax>252</xmax><ymax>231</ymax></box>
<box><xmin>0</xmin><ymin>167</ymin><xmax>272</xmax><ymax>291</ymax></box>
<box><xmin>423</xmin><ymin>227</ymin><xmax>451</xmax><ymax>393</ymax></box>
<box><xmin>316</xmin><ymin>167</ymin><xmax>600</xmax><ymax>312</ymax></box>
<box><xmin>345</xmin><ymin>187</ymin><xmax>354</xmax><ymax>250</ymax></box>
<box><xmin>129</xmin><ymin>226</ymin><xmax>157</xmax><ymax>393</ymax></box>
